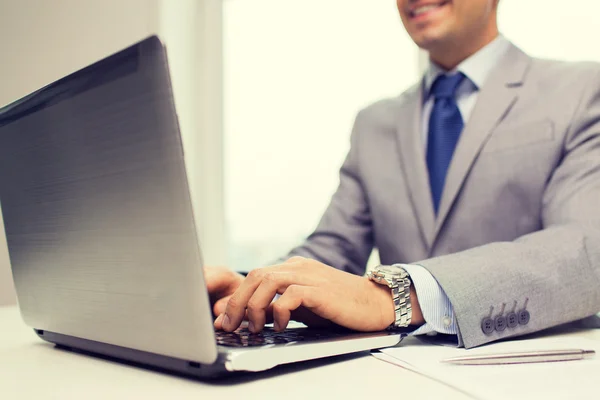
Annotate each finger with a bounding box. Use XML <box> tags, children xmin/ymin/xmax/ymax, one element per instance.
<box><xmin>204</xmin><ymin>267</ymin><xmax>247</xmax><ymax>306</ymax></box>
<box><xmin>214</xmin><ymin>309</ymin><xmax>251</xmax><ymax>331</ymax></box>
<box><xmin>204</xmin><ymin>267</ymin><xmax>230</xmax><ymax>293</ymax></box>
<box><xmin>214</xmin><ymin>313</ymin><xmax>225</xmax><ymax>330</ymax></box>
<box><xmin>221</xmin><ymin>266</ymin><xmax>312</xmax><ymax>332</ymax></box>
<box><xmin>214</xmin><ymin>313</ymin><xmax>247</xmax><ymax>330</ymax></box>
<box><xmin>215</xmin><ymin>296</ymin><xmax>272</xmax><ymax>325</ymax></box>
<box><xmin>246</xmin><ymin>272</ymin><xmax>316</xmax><ymax>333</ymax></box>
<box><xmin>272</xmin><ymin>285</ymin><xmax>320</xmax><ymax>332</ymax></box>
<box><xmin>213</xmin><ymin>295</ymin><xmax>231</xmax><ymax>316</ymax></box>
<box><xmin>220</xmin><ymin>268</ymin><xmax>277</xmax><ymax>331</ymax></box>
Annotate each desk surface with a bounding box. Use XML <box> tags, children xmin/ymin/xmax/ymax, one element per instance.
<box><xmin>0</xmin><ymin>306</ymin><xmax>471</xmax><ymax>400</ymax></box>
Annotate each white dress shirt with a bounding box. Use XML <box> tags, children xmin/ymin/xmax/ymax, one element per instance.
<box><xmin>399</xmin><ymin>35</ymin><xmax>512</xmax><ymax>336</ymax></box>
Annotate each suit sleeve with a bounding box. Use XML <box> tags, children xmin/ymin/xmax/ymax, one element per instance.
<box><xmin>279</xmin><ymin>112</ymin><xmax>374</xmax><ymax>276</ymax></box>
<box><xmin>418</xmin><ymin>69</ymin><xmax>600</xmax><ymax>348</ymax></box>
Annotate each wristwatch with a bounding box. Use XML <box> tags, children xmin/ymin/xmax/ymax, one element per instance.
<box><xmin>367</xmin><ymin>264</ymin><xmax>412</xmax><ymax>328</ymax></box>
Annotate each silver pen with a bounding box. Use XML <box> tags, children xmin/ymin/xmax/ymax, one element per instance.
<box><xmin>441</xmin><ymin>349</ymin><xmax>596</xmax><ymax>365</ymax></box>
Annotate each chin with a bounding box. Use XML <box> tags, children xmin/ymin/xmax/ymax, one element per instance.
<box><xmin>411</xmin><ymin>33</ymin><xmax>444</xmax><ymax>51</ymax></box>
<box><xmin>410</xmin><ymin>24</ymin><xmax>454</xmax><ymax>50</ymax></box>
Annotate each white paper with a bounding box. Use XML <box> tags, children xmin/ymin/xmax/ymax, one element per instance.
<box><xmin>377</xmin><ymin>335</ymin><xmax>600</xmax><ymax>400</ymax></box>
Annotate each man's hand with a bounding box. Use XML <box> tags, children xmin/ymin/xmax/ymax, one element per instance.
<box><xmin>204</xmin><ymin>266</ymin><xmax>245</xmax><ymax>316</ymax></box>
<box><xmin>213</xmin><ymin>256</ymin><xmax>423</xmax><ymax>333</ymax></box>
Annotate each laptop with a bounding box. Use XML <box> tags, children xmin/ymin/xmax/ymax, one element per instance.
<box><xmin>0</xmin><ymin>36</ymin><xmax>405</xmax><ymax>378</ymax></box>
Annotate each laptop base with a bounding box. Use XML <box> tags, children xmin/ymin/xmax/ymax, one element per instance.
<box><xmin>34</xmin><ymin>329</ymin><xmax>230</xmax><ymax>379</ymax></box>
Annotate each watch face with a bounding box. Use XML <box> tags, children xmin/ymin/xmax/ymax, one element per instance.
<box><xmin>377</xmin><ymin>265</ymin><xmax>403</xmax><ymax>275</ymax></box>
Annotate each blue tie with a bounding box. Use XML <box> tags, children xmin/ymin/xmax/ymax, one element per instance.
<box><xmin>426</xmin><ymin>73</ymin><xmax>466</xmax><ymax>214</ymax></box>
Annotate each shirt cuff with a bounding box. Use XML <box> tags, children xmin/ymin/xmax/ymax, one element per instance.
<box><xmin>398</xmin><ymin>263</ymin><xmax>458</xmax><ymax>336</ymax></box>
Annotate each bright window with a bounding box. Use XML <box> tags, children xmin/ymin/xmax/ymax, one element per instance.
<box><xmin>223</xmin><ymin>0</ymin><xmax>418</xmax><ymax>270</ymax></box>
<box><xmin>499</xmin><ymin>0</ymin><xmax>600</xmax><ymax>62</ymax></box>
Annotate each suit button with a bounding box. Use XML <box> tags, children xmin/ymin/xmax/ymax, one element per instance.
<box><xmin>481</xmin><ymin>318</ymin><xmax>494</xmax><ymax>335</ymax></box>
<box><xmin>518</xmin><ymin>310</ymin><xmax>530</xmax><ymax>325</ymax></box>
<box><xmin>495</xmin><ymin>315</ymin><xmax>507</xmax><ymax>332</ymax></box>
<box><xmin>506</xmin><ymin>312</ymin><xmax>518</xmax><ymax>328</ymax></box>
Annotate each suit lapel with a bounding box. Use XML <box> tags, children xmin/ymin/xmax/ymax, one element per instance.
<box><xmin>432</xmin><ymin>45</ymin><xmax>533</xmax><ymax>241</ymax></box>
<box><xmin>395</xmin><ymin>83</ymin><xmax>437</xmax><ymax>248</ymax></box>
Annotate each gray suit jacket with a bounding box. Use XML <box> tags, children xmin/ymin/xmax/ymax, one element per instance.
<box><xmin>285</xmin><ymin>43</ymin><xmax>600</xmax><ymax>348</ymax></box>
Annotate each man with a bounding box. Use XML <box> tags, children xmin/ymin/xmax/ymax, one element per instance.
<box><xmin>209</xmin><ymin>0</ymin><xmax>600</xmax><ymax>348</ymax></box>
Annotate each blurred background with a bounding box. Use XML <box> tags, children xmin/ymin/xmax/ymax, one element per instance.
<box><xmin>1</xmin><ymin>0</ymin><xmax>600</xmax><ymax>306</ymax></box>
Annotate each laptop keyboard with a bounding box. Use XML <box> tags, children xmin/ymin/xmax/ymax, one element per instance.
<box><xmin>215</xmin><ymin>327</ymin><xmax>350</xmax><ymax>348</ymax></box>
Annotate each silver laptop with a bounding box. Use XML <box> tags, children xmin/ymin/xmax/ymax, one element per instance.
<box><xmin>0</xmin><ymin>36</ymin><xmax>404</xmax><ymax>378</ymax></box>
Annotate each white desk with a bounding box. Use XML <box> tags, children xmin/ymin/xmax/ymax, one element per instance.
<box><xmin>3</xmin><ymin>306</ymin><xmax>599</xmax><ymax>400</ymax></box>
<box><xmin>0</xmin><ymin>306</ymin><xmax>470</xmax><ymax>400</ymax></box>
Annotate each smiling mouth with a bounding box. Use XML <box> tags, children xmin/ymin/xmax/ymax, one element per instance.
<box><xmin>409</xmin><ymin>0</ymin><xmax>450</xmax><ymax>18</ymax></box>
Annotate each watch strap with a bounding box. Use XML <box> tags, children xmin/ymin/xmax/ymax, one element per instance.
<box><xmin>370</xmin><ymin>265</ymin><xmax>412</xmax><ymax>328</ymax></box>
<box><xmin>390</xmin><ymin>271</ymin><xmax>412</xmax><ymax>328</ymax></box>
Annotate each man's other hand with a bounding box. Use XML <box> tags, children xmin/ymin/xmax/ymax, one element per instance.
<box><xmin>204</xmin><ymin>266</ymin><xmax>245</xmax><ymax>316</ymax></box>
<box><xmin>213</xmin><ymin>257</ymin><xmax>399</xmax><ymax>333</ymax></box>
